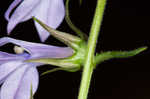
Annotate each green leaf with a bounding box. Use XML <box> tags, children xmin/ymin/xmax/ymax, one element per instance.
<box><xmin>30</xmin><ymin>84</ymin><xmax>34</xmax><ymax>99</ymax></box>
<box><xmin>95</xmin><ymin>46</ymin><xmax>148</xmax><ymax>65</ymax></box>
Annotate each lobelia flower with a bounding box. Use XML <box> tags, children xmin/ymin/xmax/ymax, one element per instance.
<box><xmin>0</xmin><ymin>37</ymin><xmax>73</xmax><ymax>99</ymax></box>
<box><xmin>5</xmin><ymin>0</ymin><xmax>65</xmax><ymax>42</ymax></box>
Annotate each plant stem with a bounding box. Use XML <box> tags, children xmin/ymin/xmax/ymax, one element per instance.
<box><xmin>78</xmin><ymin>0</ymin><xmax>106</xmax><ymax>99</ymax></box>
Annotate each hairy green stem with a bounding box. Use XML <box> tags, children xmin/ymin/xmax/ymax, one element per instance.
<box><xmin>78</xmin><ymin>0</ymin><xmax>106</xmax><ymax>99</ymax></box>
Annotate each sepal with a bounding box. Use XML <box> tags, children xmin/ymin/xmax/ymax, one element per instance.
<box><xmin>65</xmin><ymin>0</ymin><xmax>87</xmax><ymax>40</ymax></box>
<box><xmin>27</xmin><ymin>42</ymin><xmax>87</xmax><ymax>72</ymax></box>
<box><xmin>33</xmin><ymin>17</ymin><xmax>83</xmax><ymax>50</ymax></box>
<box><xmin>41</xmin><ymin>67</ymin><xmax>81</xmax><ymax>76</ymax></box>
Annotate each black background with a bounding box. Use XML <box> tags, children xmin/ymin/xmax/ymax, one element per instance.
<box><xmin>0</xmin><ymin>0</ymin><xmax>150</xmax><ymax>99</ymax></box>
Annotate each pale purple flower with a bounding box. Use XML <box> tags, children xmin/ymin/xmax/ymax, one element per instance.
<box><xmin>5</xmin><ymin>0</ymin><xmax>65</xmax><ymax>42</ymax></box>
<box><xmin>0</xmin><ymin>37</ymin><xmax>73</xmax><ymax>99</ymax></box>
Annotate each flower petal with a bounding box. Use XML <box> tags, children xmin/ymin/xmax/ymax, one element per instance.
<box><xmin>6</xmin><ymin>0</ymin><xmax>40</xmax><ymax>33</ymax></box>
<box><xmin>4</xmin><ymin>0</ymin><xmax>23</xmax><ymax>21</ymax></box>
<box><xmin>0</xmin><ymin>64</ymin><xmax>39</xmax><ymax>99</ymax></box>
<box><xmin>0</xmin><ymin>51</ymin><xmax>27</xmax><ymax>64</ymax></box>
<box><xmin>0</xmin><ymin>61</ymin><xmax>23</xmax><ymax>84</ymax></box>
<box><xmin>5</xmin><ymin>0</ymin><xmax>65</xmax><ymax>42</ymax></box>
<box><xmin>34</xmin><ymin>0</ymin><xmax>65</xmax><ymax>41</ymax></box>
<box><xmin>0</xmin><ymin>37</ymin><xmax>74</xmax><ymax>59</ymax></box>
<box><xmin>14</xmin><ymin>66</ymin><xmax>39</xmax><ymax>99</ymax></box>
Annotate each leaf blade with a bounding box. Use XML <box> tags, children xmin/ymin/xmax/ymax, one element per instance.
<box><xmin>95</xmin><ymin>46</ymin><xmax>148</xmax><ymax>65</ymax></box>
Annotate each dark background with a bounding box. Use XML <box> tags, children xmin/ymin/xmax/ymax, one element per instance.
<box><xmin>0</xmin><ymin>0</ymin><xmax>150</xmax><ymax>99</ymax></box>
